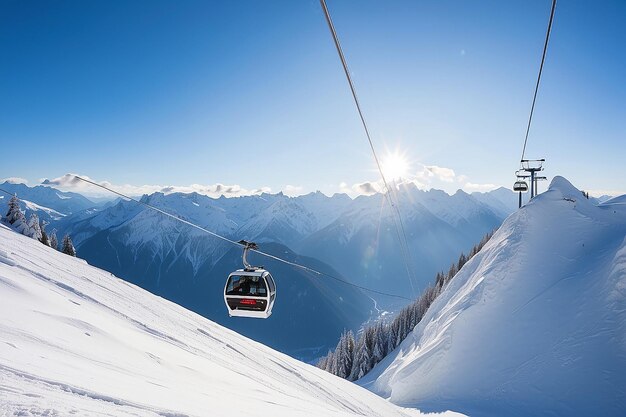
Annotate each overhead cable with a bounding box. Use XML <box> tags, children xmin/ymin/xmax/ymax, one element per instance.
<box><xmin>319</xmin><ymin>0</ymin><xmax>417</xmax><ymax>296</ymax></box>
<box><xmin>520</xmin><ymin>0</ymin><xmax>557</xmax><ymax>162</ymax></box>
<box><xmin>0</xmin><ymin>187</ymin><xmax>15</xmax><ymax>198</ymax></box>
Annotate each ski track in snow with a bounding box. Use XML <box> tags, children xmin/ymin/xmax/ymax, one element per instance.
<box><xmin>0</xmin><ymin>223</ymin><xmax>464</xmax><ymax>417</ymax></box>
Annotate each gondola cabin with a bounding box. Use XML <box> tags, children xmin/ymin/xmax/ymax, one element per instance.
<box><xmin>224</xmin><ymin>268</ymin><xmax>276</xmax><ymax>319</ymax></box>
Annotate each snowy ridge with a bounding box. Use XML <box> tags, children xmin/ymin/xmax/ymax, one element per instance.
<box><xmin>0</xmin><ymin>223</ymin><xmax>464</xmax><ymax>417</ymax></box>
<box><xmin>0</xmin><ymin>181</ymin><xmax>95</xmax><ymax>216</ymax></box>
<box><xmin>22</xmin><ymin>199</ymin><xmax>66</xmax><ymax>220</ymax></box>
<box><xmin>405</xmin><ymin>187</ymin><xmax>491</xmax><ymax>227</ymax></box>
<box><xmin>471</xmin><ymin>187</ymin><xmax>519</xmax><ymax>218</ymax></box>
<box><xmin>297</xmin><ymin>185</ymin><xmax>505</xmax><ymax>296</ymax></box>
<box><xmin>360</xmin><ymin>176</ymin><xmax>626</xmax><ymax>416</ymax></box>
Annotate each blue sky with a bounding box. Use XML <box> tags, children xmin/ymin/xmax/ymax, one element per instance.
<box><xmin>1</xmin><ymin>0</ymin><xmax>624</xmax><ymax>197</ymax></box>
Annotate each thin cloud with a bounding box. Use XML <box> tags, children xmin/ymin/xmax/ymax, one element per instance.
<box><xmin>339</xmin><ymin>181</ymin><xmax>383</xmax><ymax>196</ymax></box>
<box><xmin>463</xmin><ymin>182</ymin><xmax>498</xmax><ymax>193</ymax></box>
<box><xmin>41</xmin><ymin>173</ymin><xmax>272</xmax><ymax>198</ymax></box>
<box><xmin>1</xmin><ymin>177</ymin><xmax>28</xmax><ymax>184</ymax></box>
<box><xmin>340</xmin><ymin>163</ymin><xmax>503</xmax><ymax>196</ymax></box>
<box><xmin>251</xmin><ymin>187</ymin><xmax>272</xmax><ymax>195</ymax></box>
<box><xmin>355</xmin><ymin>182</ymin><xmax>380</xmax><ymax>195</ymax></box>
<box><xmin>456</xmin><ymin>174</ymin><xmax>469</xmax><ymax>184</ymax></box>
<box><xmin>409</xmin><ymin>164</ymin><xmax>460</xmax><ymax>189</ymax></box>
<box><xmin>425</xmin><ymin>165</ymin><xmax>456</xmax><ymax>183</ymax></box>
<box><xmin>42</xmin><ymin>174</ymin><xmax>87</xmax><ymax>188</ymax></box>
<box><xmin>284</xmin><ymin>185</ymin><xmax>304</xmax><ymax>196</ymax></box>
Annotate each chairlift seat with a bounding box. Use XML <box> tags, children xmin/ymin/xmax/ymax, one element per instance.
<box><xmin>513</xmin><ymin>180</ymin><xmax>529</xmax><ymax>192</ymax></box>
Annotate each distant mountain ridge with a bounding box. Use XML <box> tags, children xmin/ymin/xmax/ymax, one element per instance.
<box><xmin>56</xmin><ymin>183</ymin><xmax>515</xmax><ymax>295</ymax></box>
<box><xmin>296</xmin><ymin>184</ymin><xmax>515</xmax><ymax>295</ymax></box>
<box><xmin>0</xmin><ymin>181</ymin><xmax>96</xmax><ymax>224</ymax></box>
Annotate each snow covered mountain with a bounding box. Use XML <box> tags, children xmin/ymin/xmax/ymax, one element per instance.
<box><xmin>298</xmin><ymin>183</ymin><xmax>509</xmax><ymax>296</ymax></box>
<box><xmin>470</xmin><ymin>186</ymin><xmax>519</xmax><ymax>218</ymax></box>
<box><xmin>0</xmin><ymin>181</ymin><xmax>96</xmax><ymax>220</ymax></box>
<box><xmin>360</xmin><ymin>177</ymin><xmax>626</xmax><ymax>417</ymax></box>
<box><xmin>0</xmin><ymin>223</ymin><xmax>466</xmax><ymax>417</ymax></box>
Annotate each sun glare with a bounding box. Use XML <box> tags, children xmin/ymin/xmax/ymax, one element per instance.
<box><xmin>381</xmin><ymin>151</ymin><xmax>410</xmax><ymax>181</ymax></box>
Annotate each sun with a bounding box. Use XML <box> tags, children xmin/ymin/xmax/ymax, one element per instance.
<box><xmin>381</xmin><ymin>151</ymin><xmax>410</xmax><ymax>181</ymax></box>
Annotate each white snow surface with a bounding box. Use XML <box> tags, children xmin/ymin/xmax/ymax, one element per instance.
<box><xmin>361</xmin><ymin>177</ymin><xmax>626</xmax><ymax>416</ymax></box>
<box><xmin>0</xmin><ymin>223</ymin><xmax>464</xmax><ymax>417</ymax></box>
<box><xmin>22</xmin><ymin>199</ymin><xmax>66</xmax><ymax>220</ymax></box>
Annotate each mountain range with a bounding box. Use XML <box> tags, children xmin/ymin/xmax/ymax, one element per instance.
<box><xmin>1</xmin><ymin>180</ymin><xmax>518</xmax><ymax>360</ymax></box>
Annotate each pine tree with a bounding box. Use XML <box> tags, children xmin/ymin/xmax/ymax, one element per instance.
<box><xmin>349</xmin><ymin>335</ymin><xmax>369</xmax><ymax>381</ymax></box>
<box><xmin>39</xmin><ymin>220</ymin><xmax>50</xmax><ymax>246</ymax></box>
<box><xmin>343</xmin><ymin>330</ymin><xmax>355</xmax><ymax>377</ymax></box>
<box><xmin>372</xmin><ymin>322</ymin><xmax>387</xmax><ymax>365</ymax></box>
<box><xmin>336</xmin><ymin>330</ymin><xmax>355</xmax><ymax>379</ymax></box>
<box><xmin>457</xmin><ymin>253</ymin><xmax>468</xmax><ymax>271</ymax></box>
<box><xmin>435</xmin><ymin>271</ymin><xmax>445</xmax><ymax>289</ymax></box>
<box><xmin>5</xmin><ymin>195</ymin><xmax>20</xmax><ymax>223</ymax></box>
<box><xmin>328</xmin><ymin>349</ymin><xmax>338</xmax><ymax>375</ymax></box>
<box><xmin>446</xmin><ymin>262</ymin><xmax>458</xmax><ymax>283</ymax></box>
<box><xmin>49</xmin><ymin>229</ymin><xmax>58</xmax><ymax>250</ymax></box>
<box><xmin>13</xmin><ymin>211</ymin><xmax>28</xmax><ymax>234</ymax></box>
<box><xmin>387</xmin><ymin>319</ymin><xmax>399</xmax><ymax>353</ymax></box>
<box><xmin>417</xmin><ymin>293</ymin><xmax>429</xmax><ymax>319</ymax></box>
<box><xmin>4</xmin><ymin>195</ymin><xmax>28</xmax><ymax>233</ymax></box>
<box><xmin>364</xmin><ymin>326</ymin><xmax>377</xmax><ymax>370</ymax></box>
<box><xmin>396</xmin><ymin>309</ymin><xmax>407</xmax><ymax>347</ymax></box>
<box><xmin>317</xmin><ymin>355</ymin><xmax>328</xmax><ymax>372</ymax></box>
<box><xmin>61</xmin><ymin>234</ymin><xmax>76</xmax><ymax>257</ymax></box>
<box><xmin>26</xmin><ymin>213</ymin><xmax>42</xmax><ymax>240</ymax></box>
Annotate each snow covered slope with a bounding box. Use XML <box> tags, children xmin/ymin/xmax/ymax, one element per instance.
<box><xmin>0</xmin><ymin>224</ymin><xmax>464</xmax><ymax>417</ymax></box>
<box><xmin>361</xmin><ymin>177</ymin><xmax>626</xmax><ymax>417</ymax></box>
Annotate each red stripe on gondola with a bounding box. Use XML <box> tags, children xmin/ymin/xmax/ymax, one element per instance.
<box><xmin>240</xmin><ymin>299</ymin><xmax>257</xmax><ymax>305</ymax></box>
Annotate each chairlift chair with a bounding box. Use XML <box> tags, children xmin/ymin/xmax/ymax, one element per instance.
<box><xmin>513</xmin><ymin>180</ymin><xmax>529</xmax><ymax>192</ymax></box>
<box><xmin>223</xmin><ymin>241</ymin><xmax>276</xmax><ymax>319</ymax></box>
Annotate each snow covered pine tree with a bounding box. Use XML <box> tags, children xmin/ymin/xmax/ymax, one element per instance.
<box><xmin>4</xmin><ymin>195</ymin><xmax>28</xmax><ymax>234</ymax></box>
<box><xmin>26</xmin><ymin>213</ymin><xmax>43</xmax><ymax>241</ymax></box>
<box><xmin>49</xmin><ymin>229</ymin><xmax>58</xmax><ymax>251</ymax></box>
<box><xmin>61</xmin><ymin>234</ymin><xmax>76</xmax><ymax>257</ymax></box>
<box><xmin>39</xmin><ymin>220</ymin><xmax>50</xmax><ymax>246</ymax></box>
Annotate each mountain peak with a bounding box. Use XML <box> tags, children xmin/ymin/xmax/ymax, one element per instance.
<box><xmin>548</xmin><ymin>175</ymin><xmax>582</xmax><ymax>197</ymax></box>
